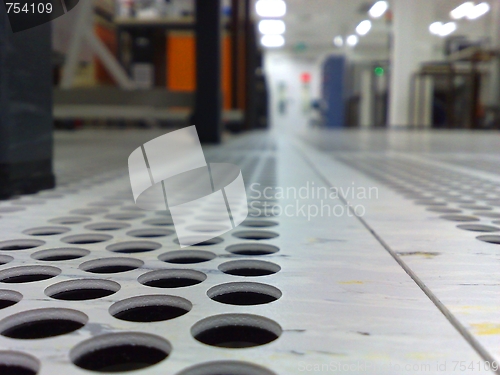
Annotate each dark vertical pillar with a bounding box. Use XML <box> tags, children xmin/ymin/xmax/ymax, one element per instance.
<box><xmin>0</xmin><ymin>6</ymin><xmax>55</xmax><ymax>199</ymax></box>
<box><xmin>230</xmin><ymin>0</ymin><xmax>247</xmax><ymax>111</ymax></box>
<box><xmin>244</xmin><ymin>0</ymin><xmax>258</xmax><ymax>130</ymax></box>
<box><xmin>194</xmin><ymin>0</ymin><xmax>222</xmax><ymax>144</ymax></box>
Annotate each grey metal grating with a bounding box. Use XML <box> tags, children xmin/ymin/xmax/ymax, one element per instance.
<box><xmin>0</xmin><ymin>130</ymin><xmax>284</xmax><ymax>375</ymax></box>
<box><xmin>1</xmin><ymin>129</ymin><xmax>500</xmax><ymax>374</ymax></box>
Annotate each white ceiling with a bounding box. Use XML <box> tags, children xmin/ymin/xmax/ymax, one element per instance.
<box><xmin>262</xmin><ymin>0</ymin><xmax>495</xmax><ymax>50</ymax></box>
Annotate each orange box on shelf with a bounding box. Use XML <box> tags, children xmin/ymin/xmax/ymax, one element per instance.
<box><xmin>167</xmin><ymin>32</ymin><xmax>232</xmax><ymax>110</ymax></box>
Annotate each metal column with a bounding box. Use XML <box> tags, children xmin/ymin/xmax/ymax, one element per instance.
<box><xmin>0</xmin><ymin>6</ymin><xmax>55</xmax><ymax>199</ymax></box>
<box><xmin>194</xmin><ymin>0</ymin><xmax>222</xmax><ymax>144</ymax></box>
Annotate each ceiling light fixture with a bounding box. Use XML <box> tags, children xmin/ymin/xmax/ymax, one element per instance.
<box><xmin>440</xmin><ymin>22</ymin><xmax>457</xmax><ymax>36</ymax></box>
<box><xmin>369</xmin><ymin>1</ymin><xmax>389</xmax><ymax>18</ymax></box>
<box><xmin>429</xmin><ymin>22</ymin><xmax>443</xmax><ymax>35</ymax></box>
<box><xmin>429</xmin><ymin>21</ymin><xmax>457</xmax><ymax>37</ymax></box>
<box><xmin>450</xmin><ymin>2</ymin><xmax>474</xmax><ymax>19</ymax></box>
<box><xmin>259</xmin><ymin>20</ymin><xmax>286</xmax><ymax>34</ymax></box>
<box><xmin>261</xmin><ymin>34</ymin><xmax>285</xmax><ymax>48</ymax></box>
<box><xmin>356</xmin><ymin>20</ymin><xmax>372</xmax><ymax>36</ymax></box>
<box><xmin>333</xmin><ymin>36</ymin><xmax>344</xmax><ymax>47</ymax></box>
<box><xmin>346</xmin><ymin>35</ymin><xmax>359</xmax><ymax>46</ymax></box>
<box><xmin>255</xmin><ymin>0</ymin><xmax>287</xmax><ymax>18</ymax></box>
<box><xmin>467</xmin><ymin>2</ymin><xmax>490</xmax><ymax>19</ymax></box>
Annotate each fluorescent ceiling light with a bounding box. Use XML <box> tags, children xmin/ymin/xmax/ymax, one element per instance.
<box><xmin>369</xmin><ymin>1</ymin><xmax>388</xmax><ymax>18</ymax></box>
<box><xmin>261</xmin><ymin>34</ymin><xmax>285</xmax><ymax>47</ymax></box>
<box><xmin>258</xmin><ymin>20</ymin><xmax>286</xmax><ymax>35</ymax></box>
<box><xmin>468</xmin><ymin>2</ymin><xmax>490</xmax><ymax>19</ymax></box>
<box><xmin>429</xmin><ymin>22</ymin><xmax>443</xmax><ymax>35</ymax></box>
<box><xmin>356</xmin><ymin>20</ymin><xmax>372</xmax><ymax>36</ymax></box>
<box><xmin>346</xmin><ymin>35</ymin><xmax>359</xmax><ymax>46</ymax></box>
<box><xmin>450</xmin><ymin>2</ymin><xmax>474</xmax><ymax>19</ymax></box>
<box><xmin>429</xmin><ymin>21</ymin><xmax>457</xmax><ymax>37</ymax></box>
<box><xmin>440</xmin><ymin>22</ymin><xmax>457</xmax><ymax>36</ymax></box>
<box><xmin>256</xmin><ymin>0</ymin><xmax>286</xmax><ymax>18</ymax></box>
<box><xmin>333</xmin><ymin>36</ymin><xmax>344</xmax><ymax>47</ymax></box>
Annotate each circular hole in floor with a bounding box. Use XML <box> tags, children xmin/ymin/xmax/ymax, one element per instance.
<box><xmin>106</xmin><ymin>241</ymin><xmax>161</xmax><ymax>254</ymax></box>
<box><xmin>195</xmin><ymin>215</ymin><xmax>230</xmax><ymax>222</ymax></box>
<box><xmin>207</xmin><ymin>282</ymin><xmax>282</xmax><ymax>306</ymax></box>
<box><xmin>0</xmin><ymin>351</ymin><xmax>40</xmax><ymax>375</ymax></box>
<box><xmin>248</xmin><ymin>209</ymin><xmax>279</xmax><ymax>218</ymax></box>
<box><xmin>61</xmin><ymin>234</ymin><xmax>113</xmax><ymax>245</ymax></box>
<box><xmin>457</xmin><ymin>224</ymin><xmax>500</xmax><ymax>233</ymax></box>
<box><xmin>0</xmin><ymin>240</ymin><xmax>45</xmax><ymax>251</ymax></box>
<box><xmin>0</xmin><ymin>308</ymin><xmax>87</xmax><ymax>339</ymax></box>
<box><xmin>143</xmin><ymin>218</ymin><xmax>174</xmax><ymax>226</ymax></box>
<box><xmin>173</xmin><ymin>237</ymin><xmax>223</xmax><ymax>247</ymax></box>
<box><xmin>38</xmin><ymin>192</ymin><xmax>65</xmax><ymax>199</ymax></box>
<box><xmin>0</xmin><ymin>207</ymin><xmax>25</xmax><ymax>213</ymax></box>
<box><xmin>476</xmin><ymin>235</ymin><xmax>500</xmax><ymax>245</ymax></box>
<box><xmin>0</xmin><ymin>255</ymin><xmax>14</xmax><ymax>266</ymax></box>
<box><xmin>22</xmin><ymin>226</ymin><xmax>70</xmax><ymax>236</ymax></box>
<box><xmin>88</xmin><ymin>201</ymin><xmax>122</xmax><ymax>207</ymax></box>
<box><xmin>159</xmin><ymin>250</ymin><xmax>216</xmax><ymax>264</ymax></box>
<box><xmin>127</xmin><ymin>229</ymin><xmax>174</xmax><ymax>238</ymax></box>
<box><xmin>191</xmin><ymin>314</ymin><xmax>281</xmax><ymax>348</ymax></box>
<box><xmin>84</xmin><ymin>222</ymin><xmax>131</xmax><ymax>231</ymax></box>
<box><xmin>439</xmin><ymin>215</ymin><xmax>480</xmax><ymax>222</ymax></box>
<box><xmin>45</xmin><ymin>279</ymin><xmax>120</xmax><ymax>301</ymax></box>
<box><xmin>248</xmin><ymin>201</ymin><xmax>277</xmax><ymax>209</ymax></box>
<box><xmin>79</xmin><ymin>257</ymin><xmax>143</xmax><ymax>274</ymax></box>
<box><xmin>0</xmin><ymin>290</ymin><xmax>22</xmax><ymax>310</ymax></box>
<box><xmin>167</xmin><ymin>208</ymin><xmax>193</xmax><ymax>216</ymax></box>
<box><xmin>70</xmin><ymin>332</ymin><xmax>171</xmax><ymax>373</ymax></box>
<box><xmin>241</xmin><ymin>220</ymin><xmax>279</xmax><ymax>228</ymax></box>
<box><xmin>139</xmin><ymin>269</ymin><xmax>206</xmax><ymax>288</ymax></box>
<box><xmin>49</xmin><ymin>216</ymin><xmax>91</xmax><ymax>225</ymax></box>
<box><xmin>31</xmin><ymin>248</ymin><xmax>90</xmax><ymax>261</ymax></box>
<box><xmin>414</xmin><ymin>200</ymin><xmax>447</xmax><ymax>206</ymax></box>
<box><xmin>120</xmin><ymin>205</ymin><xmax>144</xmax><ymax>212</ymax></box>
<box><xmin>460</xmin><ymin>204</ymin><xmax>493</xmax><ymax>211</ymax></box>
<box><xmin>185</xmin><ymin>225</ymin><xmax>232</xmax><ymax>233</ymax></box>
<box><xmin>427</xmin><ymin>208</ymin><xmax>462</xmax><ymax>214</ymax></box>
<box><xmin>176</xmin><ymin>361</ymin><xmax>277</xmax><ymax>375</ymax></box>
<box><xmin>12</xmin><ymin>199</ymin><xmax>45</xmax><ymax>206</ymax></box>
<box><xmin>474</xmin><ymin>212</ymin><xmax>500</xmax><ymax>219</ymax></box>
<box><xmin>105</xmin><ymin>213</ymin><xmax>146</xmax><ymax>221</ymax></box>
<box><xmin>446</xmin><ymin>198</ymin><xmax>476</xmax><ymax>204</ymax></box>
<box><xmin>226</xmin><ymin>243</ymin><xmax>279</xmax><ymax>256</ymax></box>
<box><xmin>70</xmin><ymin>208</ymin><xmax>109</xmax><ymax>215</ymax></box>
<box><xmin>218</xmin><ymin>260</ymin><xmax>281</xmax><ymax>277</ymax></box>
<box><xmin>203</xmin><ymin>207</ymin><xmax>233</xmax><ymax>215</ymax></box>
<box><xmin>232</xmin><ymin>231</ymin><xmax>279</xmax><ymax>241</ymax></box>
<box><xmin>110</xmin><ymin>295</ymin><xmax>192</xmax><ymax>322</ymax></box>
<box><xmin>0</xmin><ymin>266</ymin><xmax>60</xmax><ymax>283</ymax></box>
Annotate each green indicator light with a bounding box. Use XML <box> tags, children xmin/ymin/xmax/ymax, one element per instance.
<box><xmin>374</xmin><ymin>67</ymin><xmax>384</xmax><ymax>76</ymax></box>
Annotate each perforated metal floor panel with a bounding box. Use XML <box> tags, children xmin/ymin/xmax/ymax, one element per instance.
<box><xmin>0</xmin><ymin>129</ymin><xmax>499</xmax><ymax>375</ymax></box>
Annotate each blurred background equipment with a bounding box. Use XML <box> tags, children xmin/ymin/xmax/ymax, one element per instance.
<box><xmin>52</xmin><ymin>0</ymin><xmax>261</xmax><ymax>140</ymax></box>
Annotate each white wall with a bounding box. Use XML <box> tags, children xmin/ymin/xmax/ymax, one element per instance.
<box><xmin>264</xmin><ymin>50</ymin><xmax>323</xmax><ymax>133</ymax></box>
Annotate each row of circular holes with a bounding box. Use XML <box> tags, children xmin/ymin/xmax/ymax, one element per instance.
<box><xmin>0</xmin><ymin>198</ymin><xmax>283</xmax><ymax>373</ymax></box>
<box><xmin>0</xmin><ymin>237</ymin><xmax>280</xmax><ymax>254</ymax></box>
<box><xmin>4</xmin><ymin>166</ymin><xmax>278</xmax><ymax>368</ymax></box>
<box><xmin>0</xmin><ymin>227</ymin><xmax>283</xmax><ymax>374</ymax></box>
<box><xmin>1</xmin><ymin>169</ymin><xmax>281</xmax><ymax>372</ymax></box>
<box><xmin>0</xmin><ymin>252</ymin><xmax>280</xmax><ymax>273</ymax></box>
<box><xmin>17</xmin><ymin>227</ymin><xmax>280</xmax><ymax>243</ymax></box>
<box><xmin>338</xmin><ymin>158</ymin><xmax>500</xmax><ymax>245</ymax></box>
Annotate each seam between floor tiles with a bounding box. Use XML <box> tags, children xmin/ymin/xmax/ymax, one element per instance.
<box><xmin>296</xmin><ymin>146</ymin><xmax>500</xmax><ymax>375</ymax></box>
